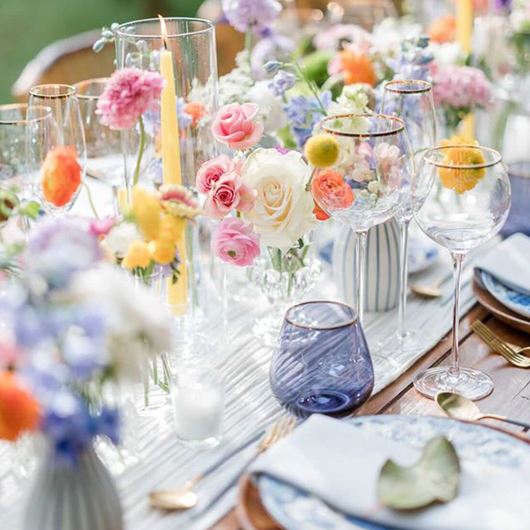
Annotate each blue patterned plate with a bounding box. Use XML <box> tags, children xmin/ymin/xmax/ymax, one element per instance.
<box><xmin>257</xmin><ymin>415</ymin><xmax>530</xmax><ymax>530</ymax></box>
<box><xmin>481</xmin><ymin>271</ymin><xmax>530</xmax><ymax>319</ymax></box>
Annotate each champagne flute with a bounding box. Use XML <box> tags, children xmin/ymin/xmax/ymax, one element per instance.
<box><xmin>28</xmin><ymin>84</ymin><xmax>86</xmax><ymax>214</ymax></box>
<box><xmin>315</xmin><ymin>113</ymin><xmax>413</xmax><ymax>324</ymax></box>
<box><xmin>414</xmin><ymin>145</ymin><xmax>510</xmax><ymax>400</ymax></box>
<box><xmin>380</xmin><ymin>79</ymin><xmax>437</xmax><ymax>353</ymax></box>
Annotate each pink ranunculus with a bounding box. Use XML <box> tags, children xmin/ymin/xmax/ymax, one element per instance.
<box><xmin>211</xmin><ymin>103</ymin><xmax>264</xmax><ymax>151</ymax></box>
<box><xmin>203</xmin><ymin>172</ymin><xmax>255</xmax><ymax>219</ymax></box>
<box><xmin>196</xmin><ymin>154</ymin><xmax>239</xmax><ymax>195</ymax></box>
<box><xmin>96</xmin><ymin>68</ymin><xmax>164</xmax><ymax>130</ymax></box>
<box><xmin>89</xmin><ymin>217</ymin><xmax>116</xmax><ymax>237</ymax></box>
<box><xmin>211</xmin><ymin>218</ymin><xmax>260</xmax><ymax>267</ymax></box>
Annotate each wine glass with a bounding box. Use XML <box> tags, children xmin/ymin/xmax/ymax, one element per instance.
<box><xmin>414</xmin><ymin>145</ymin><xmax>511</xmax><ymax>400</ymax></box>
<box><xmin>270</xmin><ymin>301</ymin><xmax>374</xmax><ymax>417</ymax></box>
<box><xmin>28</xmin><ymin>84</ymin><xmax>86</xmax><ymax>214</ymax></box>
<box><xmin>380</xmin><ymin>79</ymin><xmax>437</xmax><ymax>353</ymax></box>
<box><xmin>315</xmin><ymin>113</ymin><xmax>413</xmax><ymax>324</ymax></box>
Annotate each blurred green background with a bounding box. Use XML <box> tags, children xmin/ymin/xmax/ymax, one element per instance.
<box><xmin>0</xmin><ymin>0</ymin><xmax>203</xmax><ymax>102</ymax></box>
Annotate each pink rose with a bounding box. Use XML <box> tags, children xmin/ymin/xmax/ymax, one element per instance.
<box><xmin>211</xmin><ymin>103</ymin><xmax>264</xmax><ymax>151</ymax></box>
<box><xmin>212</xmin><ymin>218</ymin><xmax>260</xmax><ymax>266</ymax></box>
<box><xmin>196</xmin><ymin>154</ymin><xmax>240</xmax><ymax>194</ymax></box>
<box><xmin>204</xmin><ymin>173</ymin><xmax>255</xmax><ymax>219</ymax></box>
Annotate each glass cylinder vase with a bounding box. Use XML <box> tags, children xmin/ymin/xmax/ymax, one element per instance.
<box><xmin>114</xmin><ymin>17</ymin><xmax>219</xmax><ymax>191</ymax></box>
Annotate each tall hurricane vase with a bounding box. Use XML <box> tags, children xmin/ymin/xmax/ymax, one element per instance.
<box><xmin>24</xmin><ymin>445</ymin><xmax>123</xmax><ymax>530</ymax></box>
<box><xmin>114</xmin><ymin>17</ymin><xmax>219</xmax><ymax>190</ymax></box>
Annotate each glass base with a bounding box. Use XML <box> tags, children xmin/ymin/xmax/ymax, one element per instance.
<box><xmin>376</xmin><ymin>328</ymin><xmax>422</xmax><ymax>358</ymax></box>
<box><xmin>413</xmin><ymin>366</ymin><xmax>494</xmax><ymax>401</ymax></box>
<box><xmin>175</xmin><ymin>433</ymin><xmax>222</xmax><ymax>449</ymax></box>
<box><xmin>253</xmin><ymin>312</ymin><xmax>285</xmax><ymax>348</ymax></box>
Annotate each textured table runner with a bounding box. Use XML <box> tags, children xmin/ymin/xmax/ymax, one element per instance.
<box><xmin>0</xmin><ymin>181</ymin><xmax>495</xmax><ymax>529</ymax></box>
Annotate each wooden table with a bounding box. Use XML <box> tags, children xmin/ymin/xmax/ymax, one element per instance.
<box><xmin>213</xmin><ymin>304</ymin><xmax>530</xmax><ymax>529</ymax></box>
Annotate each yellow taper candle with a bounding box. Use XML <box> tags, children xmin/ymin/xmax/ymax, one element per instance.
<box><xmin>456</xmin><ymin>0</ymin><xmax>475</xmax><ymax>139</ymax></box>
<box><xmin>159</xmin><ymin>15</ymin><xmax>187</xmax><ymax>314</ymax></box>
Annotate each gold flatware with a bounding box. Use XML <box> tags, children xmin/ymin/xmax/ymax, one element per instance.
<box><xmin>436</xmin><ymin>391</ymin><xmax>530</xmax><ymax>430</ymax></box>
<box><xmin>471</xmin><ymin>321</ymin><xmax>530</xmax><ymax>368</ymax></box>
<box><xmin>149</xmin><ymin>416</ymin><xmax>297</xmax><ymax>511</ymax></box>
<box><xmin>411</xmin><ymin>274</ymin><xmax>447</xmax><ymax>299</ymax></box>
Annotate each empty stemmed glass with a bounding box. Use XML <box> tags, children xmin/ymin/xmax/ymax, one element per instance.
<box><xmin>270</xmin><ymin>301</ymin><xmax>374</xmax><ymax>417</ymax></box>
<box><xmin>380</xmin><ymin>79</ymin><xmax>437</xmax><ymax>353</ymax></box>
<box><xmin>314</xmin><ymin>113</ymin><xmax>413</xmax><ymax>324</ymax></box>
<box><xmin>28</xmin><ymin>84</ymin><xmax>86</xmax><ymax>214</ymax></box>
<box><xmin>414</xmin><ymin>145</ymin><xmax>511</xmax><ymax>400</ymax></box>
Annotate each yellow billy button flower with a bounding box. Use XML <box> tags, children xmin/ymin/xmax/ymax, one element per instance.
<box><xmin>131</xmin><ymin>187</ymin><xmax>161</xmax><ymax>240</ymax></box>
<box><xmin>122</xmin><ymin>240</ymin><xmax>151</xmax><ymax>270</ymax></box>
<box><xmin>438</xmin><ymin>136</ymin><xmax>486</xmax><ymax>194</ymax></box>
<box><xmin>148</xmin><ymin>239</ymin><xmax>176</xmax><ymax>265</ymax></box>
<box><xmin>304</xmin><ymin>133</ymin><xmax>340</xmax><ymax>168</ymax></box>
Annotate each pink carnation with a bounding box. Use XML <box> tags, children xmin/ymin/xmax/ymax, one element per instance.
<box><xmin>211</xmin><ymin>103</ymin><xmax>264</xmax><ymax>151</ymax></box>
<box><xmin>97</xmin><ymin>68</ymin><xmax>164</xmax><ymax>130</ymax></box>
<box><xmin>431</xmin><ymin>64</ymin><xmax>491</xmax><ymax>110</ymax></box>
<box><xmin>204</xmin><ymin>173</ymin><xmax>255</xmax><ymax>219</ymax></box>
<box><xmin>196</xmin><ymin>155</ymin><xmax>241</xmax><ymax>194</ymax></box>
<box><xmin>89</xmin><ymin>217</ymin><xmax>116</xmax><ymax>237</ymax></box>
<box><xmin>212</xmin><ymin>218</ymin><xmax>260</xmax><ymax>266</ymax></box>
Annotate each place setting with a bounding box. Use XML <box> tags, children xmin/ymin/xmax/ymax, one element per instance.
<box><xmin>1</xmin><ymin>1</ymin><xmax>530</xmax><ymax>530</ymax></box>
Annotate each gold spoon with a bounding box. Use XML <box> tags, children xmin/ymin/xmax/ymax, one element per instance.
<box><xmin>436</xmin><ymin>391</ymin><xmax>530</xmax><ymax>430</ymax></box>
<box><xmin>411</xmin><ymin>274</ymin><xmax>448</xmax><ymax>298</ymax></box>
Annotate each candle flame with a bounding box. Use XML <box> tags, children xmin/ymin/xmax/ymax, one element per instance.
<box><xmin>158</xmin><ymin>14</ymin><xmax>168</xmax><ymax>50</ymax></box>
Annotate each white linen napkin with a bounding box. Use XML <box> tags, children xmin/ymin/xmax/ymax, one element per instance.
<box><xmin>250</xmin><ymin>415</ymin><xmax>530</xmax><ymax>530</ymax></box>
<box><xmin>474</xmin><ymin>233</ymin><xmax>530</xmax><ymax>295</ymax></box>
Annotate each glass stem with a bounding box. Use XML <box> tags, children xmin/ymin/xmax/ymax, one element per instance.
<box><xmin>398</xmin><ymin>219</ymin><xmax>411</xmax><ymax>339</ymax></box>
<box><xmin>450</xmin><ymin>252</ymin><xmax>465</xmax><ymax>375</ymax></box>
<box><xmin>132</xmin><ymin>115</ymin><xmax>145</xmax><ymax>187</ymax></box>
<box><xmin>221</xmin><ymin>262</ymin><xmax>229</xmax><ymax>340</ymax></box>
<box><xmin>356</xmin><ymin>229</ymin><xmax>368</xmax><ymax>325</ymax></box>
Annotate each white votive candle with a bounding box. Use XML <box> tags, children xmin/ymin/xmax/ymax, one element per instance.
<box><xmin>170</xmin><ymin>367</ymin><xmax>225</xmax><ymax>446</ymax></box>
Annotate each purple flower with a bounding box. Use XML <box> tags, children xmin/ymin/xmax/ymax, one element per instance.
<box><xmin>24</xmin><ymin>218</ymin><xmax>101</xmax><ymax>288</ymax></box>
<box><xmin>222</xmin><ymin>0</ymin><xmax>282</xmax><ymax>33</ymax></box>
<box><xmin>269</xmin><ymin>70</ymin><xmax>296</xmax><ymax>97</ymax></box>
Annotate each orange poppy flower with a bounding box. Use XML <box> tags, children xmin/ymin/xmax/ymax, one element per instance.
<box><xmin>0</xmin><ymin>371</ymin><xmax>40</xmax><ymax>442</ymax></box>
<box><xmin>184</xmin><ymin>102</ymin><xmax>206</xmax><ymax>127</ymax></box>
<box><xmin>428</xmin><ymin>15</ymin><xmax>456</xmax><ymax>44</ymax></box>
<box><xmin>41</xmin><ymin>146</ymin><xmax>82</xmax><ymax>207</ymax></box>
<box><xmin>338</xmin><ymin>50</ymin><xmax>377</xmax><ymax>86</ymax></box>
<box><xmin>311</xmin><ymin>169</ymin><xmax>354</xmax><ymax>212</ymax></box>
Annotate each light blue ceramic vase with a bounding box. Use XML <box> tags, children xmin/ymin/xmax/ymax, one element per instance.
<box><xmin>25</xmin><ymin>446</ymin><xmax>123</xmax><ymax>530</ymax></box>
<box><xmin>333</xmin><ymin>219</ymin><xmax>400</xmax><ymax>312</ymax></box>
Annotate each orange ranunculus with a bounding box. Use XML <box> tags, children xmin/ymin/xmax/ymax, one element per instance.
<box><xmin>428</xmin><ymin>15</ymin><xmax>456</xmax><ymax>44</ymax></box>
<box><xmin>41</xmin><ymin>146</ymin><xmax>82</xmax><ymax>207</ymax></box>
<box><xmin>311</xmin><ymin>169</ymin><xmax>354</xmax><ymax>212</ymax></box>
<box><xmin>338</xmin><ymin>50</ymin><xmax>377</xmax><ymax>86</ymax></box>
<box><xmin>0</xmin><ymin>371</ymin><xmax>40</xmax><ymax>442</ymax></box>
<box><xmin>313</xmin><ymin>201</ymin><xmax>330</xmax><ymax>221</ymax></box>
<box><xmin>184</xmin><ymin>102</ymin><xmax>206</xmax><ymax>127</ymax></box>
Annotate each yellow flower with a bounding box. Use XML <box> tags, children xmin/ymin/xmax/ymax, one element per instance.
<box><xmin>122</xmin><ymin>240</ymin><xmax>151</xmax><ymax>269</ymax></box>
<box><xmin>148</xmin><ymin>239</ymin><xmax>175</xmax><ymax>265</ymax></box>
<box><xmin>438</xmin><ymin>136</ymin><xmax>486</xmax><ymax>194</ymax></box>
<box><xmin>131</xmin><ymin>187</ymin><xmax>161</xmax><ymax>240</ymax></box>
<box><xmin>304</xmin><ymin>134</ymin><xmax>340</xmax><ymax>168</ymax></box>
<box><xmin>158</xmin><ymin>214</ymin><xmax>185</xmax><ymax>243</ymax></box>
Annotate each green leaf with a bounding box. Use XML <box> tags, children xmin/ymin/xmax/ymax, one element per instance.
<box><xmin>18</xmin><ymin>201</ymin><xmax>41</xmax><ymax>220</ymax></box>
<box><xmin>377</xmin><ymin>436</ymin><xmax>460</xmax><ymax>511</ymax></box>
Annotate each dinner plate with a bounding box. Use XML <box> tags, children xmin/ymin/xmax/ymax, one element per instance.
<box><xmin>481</xmin><ymin>271</ymin><xmax>530</xmax><ymax>319</ymax></box>
<box><xmin>257</xmin><ymin>415</ymin><xmax>530</xmax><ymax>530</ymax></box>
<box><xmin>473</xmin><ymin>280</ymin><xmax>530</xmax><ymax>335</ymax></box>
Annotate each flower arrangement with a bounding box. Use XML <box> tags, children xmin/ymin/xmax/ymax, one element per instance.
<box><xmin>197</xmin><ymin>102</ymin><xmax>324</xmax><ymax>278</ymax></box>
<box><xmin>102</xmin><ymin>185</ymin><xmax>200</xmax><ymax>284</ymax></box>
<box><xmin>0</xmin><ymin>218</ymin><xmax>173</xmax><ymax>462</ymax></box>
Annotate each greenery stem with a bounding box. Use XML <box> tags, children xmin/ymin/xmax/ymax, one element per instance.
<box><xmin>82</xmin><ymin>181</ymin><xmax>100</xmax><ymax>219</ymax></box>
<box><xmin>294</xmin><ymin>58</ymin><xmax>327</xmax><ymax>115</ymax></box>
<box><xmin>133</xmin><ymin>115</ymin><xmax>146</xmax><ymax>187</ymax></box>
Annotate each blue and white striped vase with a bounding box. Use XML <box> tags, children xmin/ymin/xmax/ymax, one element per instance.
<box><xmin>333</xmin><ymin>219</ymin><xmax>400</xmax><ymax>312</ymax></box>
<box><xmin>24</xmin><ymin>446</ymin><xmax>123</xmax><ymax>530</ymax></box>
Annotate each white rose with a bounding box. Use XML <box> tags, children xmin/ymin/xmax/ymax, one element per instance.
<box><xmin>247</xmin><ymin>81</ymin><xmax>287</xmax><ymax>134</ymax></box>
<box><xmin>105</xmin><ymin>222</ymin><xmax>141</xmax><ymax>256</ymax></box>
<box><xmin>241</xmin><ymin>149</ymin><xmax>316</xmax><ymax>252</ymax></box>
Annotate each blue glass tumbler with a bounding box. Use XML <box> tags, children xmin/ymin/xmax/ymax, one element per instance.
<box><xmin>270</xmin><ymin>301</ymin><xmax>374</xmax><ymax>417</ymax></box>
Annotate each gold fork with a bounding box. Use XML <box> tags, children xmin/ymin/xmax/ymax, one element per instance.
<box><xmin>472</xmin><ymin>321</ymin><xmax>530</xmax><ymax>368</ymax></box>
<box><xmin>149</xmin><ymin>416</ymin><xmax>297</xmax><ymax>510</ymax></box>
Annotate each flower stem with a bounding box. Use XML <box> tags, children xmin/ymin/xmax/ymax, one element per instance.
<box><xmin>245</xmin><ymin>29</ymin><xmax>253</xmax><ymax>70</ymax></box>
<box><xmin>133</xmin><ymin>115</ymin><xmax>146</xmax><ymax>187</ymax></box>
<box><xmin>294</xmin><ymin>58</ymin><xmax>327</xmax><ymax>115</ymax></box>
<box><xmin>82</xmin><ymin>181</ymin><xmax>100</xmax><ymax>219</ymax></box>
